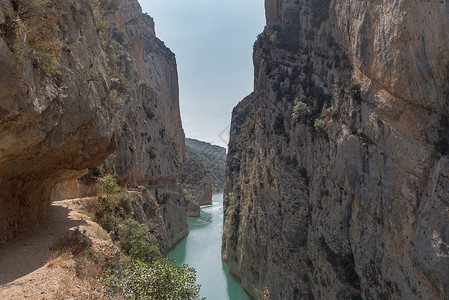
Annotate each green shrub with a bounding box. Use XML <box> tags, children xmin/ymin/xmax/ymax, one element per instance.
<box><xmin>91</xmin><ymin>0</ymin><xmax>119</xmax><ymax>34</ymax></box>
<box><xmin>292</xmin><ymin>100</ymin><xmax>311</xmax><ymax>122</ymax></box>
<box><xmin>86</xmin><ymin>65</ymin><xmax>103</xmax><ymax>81</ymax></box>
<box><xmin>110</xmin><ymin>39</ymin><xmax>138</xmax><ymax>79</ymax></box>
<box><xmin>110</xmin><ymin>77</ymin><xmax>126</xmax><ymax>93</ymax></box>
<box><xmin>118</xmin><ymin>219</ymin><xmax>160</xmax><ymax>262</ymax></box>
<box><xmin>117</xmin><ymin>193</ymin><xmax>133</xmax><ymax>216</ymax></box>
<box><xmin>314</xmin><ymin>118</ymin><xmax>327</xmax><ymax>134</ymax></box>
<box><xmin>348</xmin><ymin>83</ymin><xmax>361</xmax><ymax>101</ymax></box>
<box><xmin>80</xmin><ymin>165</ymin><xmax>104</xmax><ymax>183</ymax></box>
<box><xmin>102</xmin><ymin>258</ymin><xmax>203</xmax><ymax>300</ymax></box>
<box><xmin>97</xmin><ymin>174</ymin><xmax>121</xmax><ymax>200</ymax></box>
<box><xmin>110</xmin><ymin>89</ymin><xmax>124</xmax><ymax>113</ymax></box>
<box><xmin>261</xmin><ymin>286</ymin><xmax>271</xmax><ymax>300</ymax></box>
<box><xmin>183</xmin><ymin>189</ymin><xmax>195</xmax><ymax>204</ymax></box>
<box><xmin>13</xmin><ymin>0</ymin><xmax>61</xmax><ymax>74</ymax></box>
<box><xmin>100</xmin><ymin>215</ymin><xmax>117</xmax><ymax>233</ymax></box>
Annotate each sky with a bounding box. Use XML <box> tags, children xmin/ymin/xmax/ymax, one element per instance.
<box><xmin>139</xmin><ymin>0</ymin><xmax>266</xmax><ymax>148</ymax></box>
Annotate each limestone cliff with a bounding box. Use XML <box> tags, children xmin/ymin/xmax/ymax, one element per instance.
<box><xmin>0</xmin><ymin>0</ymin><xmax>116</xmax><ymax>244</ymax></box>
<box><xmin>186</xmin><ymin>138</ymin><xmax>227</xmax><ymax>193</ymax></box>
<box><xmin>102</xmin><ymin>0</ymin><xmax>209</xmax><ymax>242</ymax></box>
<box><xmin>182</xmin><ymin>154</ymin><xmax>213</xmax><ymax>213</ymax></box>
<box><xmin>105</xmin><ymin>0</ymin><xmax>183</xmax><ymax>188</ymax></box>
<box><xmin>223</xmin><ymin>1</ymin><xmax>449</xmax><ymax>299</ymax></box>
<box><xmin>111</xmin><ymin>0</ymin><xmax>185</xmax><ymax>158</ymax></box>
<box><xmin>0</xmin><ymin>0</ymin><xmax>191</xmax><ymax>248</ymax></box>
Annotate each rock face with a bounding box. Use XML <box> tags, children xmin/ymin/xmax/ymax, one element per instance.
<box><xmin>104</xmin><ymin>0</ymin><xmax>198</xmax><ymax>246</ymax></box>
<box><xmin>112</xmin><ymin>0</ymin><xmax>185</xmax><ymax>158</ymax></box>
<box><xmin>186</xmin><ymin>138</ymin><xmax>227</xmax><ymax>193</ymax></box>
<box><xmin>0</xmin><ymin>0</ymin><xmax>116</xmax><ymax>244</ymax></box>
<box><xmin>105</xmin><ymin>0</ymin><xmax>184</xmax><ymax>188</ymax></box>
<box><xmin>123</xmin><ymin>187</ymin><xmax>186</xmax><ymax>254</ymax></box>
<box><xmin>182</xmin><ymin>154</ymin><xmax>213</xmax><ymax>207</ymax></box>
<box><xmin>0</xmin><ymin>0</ymin><xmax>193</xmax><ymax>248</ymax></box>
<box><xmin>223</xmin><ymin>1</ymin><xmax>449</xmax><ymax>299</ymax></box>
<box><xmin>50</xmin><ymin>179</ymin><xmax>100</xmax><ymax>201</ymax></box>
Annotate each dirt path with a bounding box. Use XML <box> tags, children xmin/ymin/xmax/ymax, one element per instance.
<box><xmin>0</xmin><ymin>198</ymin><xmax>96</xmax><ymax>299</ymax></box>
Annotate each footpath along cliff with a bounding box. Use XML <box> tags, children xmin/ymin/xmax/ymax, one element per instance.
<box><xmin>222</xmin><ymin>0</ymin><xmax>449</xmax><ymax>299</ymax></box>
<box><xmin>0</xmin><ymin>0</ymin><xmax>211</xmax><ymax>250</ymax></box>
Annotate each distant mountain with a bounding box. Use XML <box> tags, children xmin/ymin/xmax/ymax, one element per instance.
<box><xmin>186</xmin><ymin>138</ymin><xmax>227</xmax><ymax>193</ymax></box>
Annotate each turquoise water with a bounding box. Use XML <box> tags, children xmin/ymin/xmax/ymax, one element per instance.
<box><xmin>168</xmin><ymin>193</ymin><xmax>253</xmax><ymax>300</ymax></box>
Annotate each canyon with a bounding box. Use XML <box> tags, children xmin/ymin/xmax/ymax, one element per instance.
<box><xmin>0</xmin><ymin>0</ymin><xmax>212</xmax><ymax>252</ymax></box>
<box><xmin>2</xmin><ymin>0</ymin><xmax>449</xmax><ymax>299</ymax></box>
<box><xmin>222</xmin><ymin>0</ymin><xmax>449</xmax><ymax>299</ymax></box>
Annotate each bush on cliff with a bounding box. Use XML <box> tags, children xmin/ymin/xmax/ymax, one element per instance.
<box><xmin>118</xmin><ymin>219</ymin><xmax>161</xmax><ymax>263</ymax></box>
<box><xmin>82</xmin><ymin>176</ymin><xmax>204</xmax><ymax>298</ymax></box>
<box><xmin>98</xmin><ymin>174</ymin><xmax>121</xmax><ymax>200</ymax></box>
<box><xmin>103</xmin><ymin>258</ymin><xmax>203</xmax><ymax>300</ymax></box>
<box><xmin>261</xmin><ymin>287</ymin><xmax>271</xmax><ymax>300</ymax></box>
<box><xmin>80</xmin><ymin>165</ymin><xmax>105</xmax><ymax>183</ymax></box>
<box><xmin>292</xmin><ymin>99</ymin><xmax>311</xmax><ymax>122</ymax></box>
<box><xmin>10</xmin><ymin>0</ymin><xmax>62</xmax><ymax>74</ymax></box>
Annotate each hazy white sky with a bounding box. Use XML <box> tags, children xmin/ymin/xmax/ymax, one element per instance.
<box><xmin>139</xmin><ymin>0</ymin><xmax>265</xmax><ymax>148</ymax></box>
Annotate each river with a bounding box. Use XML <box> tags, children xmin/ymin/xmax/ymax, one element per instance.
<box><xmin>168</xmin><ymin>193</ymin><xmax>253</xmax><ymax>300</ymax></box>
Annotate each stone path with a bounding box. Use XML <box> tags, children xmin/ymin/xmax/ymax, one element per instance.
<box><xmin>0</xmin><ymin>199</ymin><xmax>88</xmax><ymax>299</ymax></box>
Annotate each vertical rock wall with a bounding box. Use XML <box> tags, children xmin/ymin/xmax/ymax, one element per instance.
<box><xmin>102</xmin><ymin>0</ymin><xmax>190</xmax><ymax>247</ymax></box>
<box><xmin>0</xmin><ymin>0</ymin><xmax>200</xmax><ymax>249</ymax></box>
<box><xmin>223</xmin><ymin>1</ymin><xmax>449</xmax><ymax>299</ymax></box>
<box><xmin>0</xmin><ymin>0</ymin><xmax>116</xmax><ymax>243</ymax></box>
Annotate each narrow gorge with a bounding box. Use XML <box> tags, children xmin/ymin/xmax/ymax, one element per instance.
<box><xmin>223</xmin><ymin>0</ymin><xmax>449</xmax><ymax>299</ymax></box>
<box><xmin>1</xmin><ymin>0</ymin><xmax>449</xmax><ymax>299</ymax></box>
<box><xmin>0</xmin><ymin>0</ymin><xmax>213</xmax><ymax>255</ymax></box>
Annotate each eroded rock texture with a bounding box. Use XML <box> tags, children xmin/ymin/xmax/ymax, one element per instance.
<box><xmin>182</xmin><ymin>154</ymin><xmax>213</xmax><ymax>216</ymax></box>
<box><xmin>0</xmin><ymin>0</ymin><xmax>206</xmax><ymax>249</ymax></box>
<box><xmin>104</xmin><ymin>0</ymin><xmax>210</xmax><ymax>244</ymax></box>
<box><xmin>223</xmin><ymin>1</ymin><xmax>449</xmax><ymax>299</ymax></box>
<box><xmin>0</xmin><ymin>0</ymin><xmax>116</xmax><ymax>243</ymax></box>
<box><xmin>105</xmin><ymin>0</ymin><xmax>183</xmax><ymax>188</ymax></box>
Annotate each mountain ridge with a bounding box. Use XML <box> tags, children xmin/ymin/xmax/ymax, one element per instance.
<box><xmin>186</xmin><ymin>138</ymin><xmax>227</xmax><ymax>193</ymax></box>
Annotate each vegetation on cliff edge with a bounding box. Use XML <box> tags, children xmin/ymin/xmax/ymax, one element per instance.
<box><xmin>81</xmin><ymin>172</ymin><xmax>203</xmax><ymax>299</ymax></box>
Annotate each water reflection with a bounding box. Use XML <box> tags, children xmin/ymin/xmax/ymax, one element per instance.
<box><xmin>168</xmin><ymin>194</ymin><xmax>253</xmax><ymax>300</ymax></box>
<box><xmin>188</xmin><ymin>210</ymin><xmax>213</xmax><ymax>230</ymax></box>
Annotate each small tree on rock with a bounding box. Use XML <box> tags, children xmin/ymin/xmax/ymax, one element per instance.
<box><xmin>261</xmin><ymin>286</ymin><xmax>270</xmax><ymax>300</ymax></box>
<box><xmin>97</xmin><ymin>174</ymin><xmax>120</xmax><ymax>200</ymax></box>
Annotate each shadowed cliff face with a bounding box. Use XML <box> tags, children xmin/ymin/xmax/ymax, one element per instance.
<box><xmin>223</xmin><ymin>0</ymin><xmax>449</xmax><ymax>299</ymax></box>
<box><xmin>119</xmin><ymin>0</ymin><xmax>185</xmax><ymax>157</ymax></box>
<box><xmin>0</xmin><ymin>0</ymin><xmax>116</xmax><ymax>243</ymax></box>
<box><xmin>102</xmin><ymin>0</ymin><xmax>208</xmax><ymax>247</ymax></box>
<box><xmin>105</xmin><ymin>0</ymin><xmax>185</xmax><ymax>187</ymax></box>
<box><xmin>0</xmin><ymin>0</ymin><xmax>195</xmax><ymax>249</ymax></box>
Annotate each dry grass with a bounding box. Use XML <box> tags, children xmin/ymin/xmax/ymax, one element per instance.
<box><xmin>51</xmin><ymin>275</ymin><xmax>107</xmax><ymax>300</ymax></box>
<box><xmin>94</xmin><ymin>225</ymin><xmax>110</xmax><ymax>241</ymax></box>
<box><xmin>47</xmin><ymin>250</ymin><xmax>72</xmax><ymax>268</ymax></box>
<box><xmin>50</xmin><ymin>232</ymin><xmax>81</xmax><ymax>254</ymax></box>
<box><xmin>83</xmin><ymin>197</ymin><xmax>103</xmax><ymax>218</ymax></box>
<box><xmin>47</xmin><ymin>234</ymin><xmax>117</xmax><ymax>298</ymax></box>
